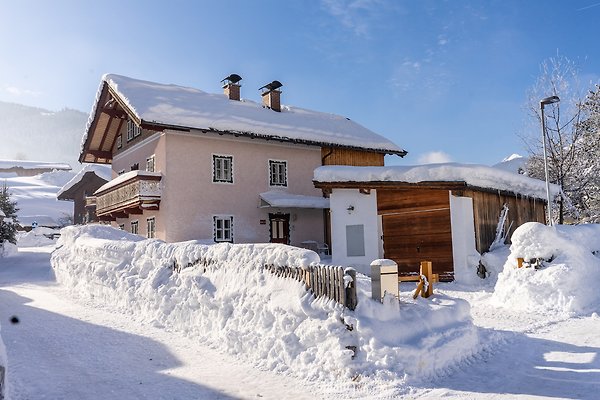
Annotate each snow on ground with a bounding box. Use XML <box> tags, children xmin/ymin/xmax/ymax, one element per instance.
<box><xmin>1</xmin><ymin>170</ymin><xmax>75</xmax><ymax>226</ymax></box>
<box><xmin>50</xmin><ymin>225</ymin><xmax>481</xmax><ymax>397</ymax></box>
<box><xmin>1</xmin><ymin>222</ymin><xmax>600</xmax><ymax>398</ymax></box>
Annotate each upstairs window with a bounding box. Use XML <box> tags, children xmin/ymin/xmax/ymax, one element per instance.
<box><xmin>213</xmin><ymin>215</ymin><xmax>233</xmax><ymax>243</ymax></box>
<box><xmin>116</xmin><ymin>135</ymin><xmax>122</xmax><ymax>149</ymax></box>
<box><xmin>146</xmin><ymin>155</ymin><xmax>155</xmax><ymax>172</ymax></box>
<box><xmin>269</xmin><ymin>160</ymin><xmax>287</xmax><ymax>187</ymax></box>
<box><xmin>213</xmin><ymin>155</ymin><xmax>233</xmax><ymax>183</ymax></box>
<box><xmin>146</xmin><ymin>217</ymin><xmax>155</xmax><ymax>239</ymax></box>
<box><xmin>127</xmin><ymin>120</ymin><xmax>141</xmax><ymax>141</ymax></box>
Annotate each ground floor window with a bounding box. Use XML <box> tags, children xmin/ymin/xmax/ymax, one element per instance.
<box><xmin>213</xmin><ymin>215</ymin><xmax>233</xmax><ymax>242</ymax></box>
<box><xmin>146</xmin><ymin>217</ymin><xmax>156</xmax><ymax>239</ymax></box>
<box><xmin>131</xmin><ymin>220</ymin><xmax>139</xmax><ymax>235</ymax></box>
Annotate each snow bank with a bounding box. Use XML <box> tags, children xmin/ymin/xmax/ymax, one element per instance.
<box><xmin>491</xmin><ymin>222</ymin><xmax>600</xmax><ymax>315</ymax></box>
<box><xmin>0</xmin><ymin>241</ymin><xmax>18</xmax><ymax>257</ymax></box>
<box><xmin>52</xmin><ymin>225</ymin><xmax>480</xmax><ymax>392</ymax></box>
<box><xmin>17</xmin><ymin>228</ymin><xmax>57</xmax><ymax>247</ymax></box>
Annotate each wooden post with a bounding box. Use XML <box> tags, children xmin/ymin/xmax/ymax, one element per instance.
<box><xmin>420</xmin><ymin>261</ymin><xmax>433</xmax><ymax>298</ymax></box>
<box><xmin>345</xmin><ymin>268</ymin><xmax>357</xmax><ymax>311</ymax></box>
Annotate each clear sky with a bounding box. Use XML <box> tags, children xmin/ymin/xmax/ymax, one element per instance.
<box><xmin>1</xmin><ymin>1</ymin><xmax>599</xmax><ymax>165</ymax></box>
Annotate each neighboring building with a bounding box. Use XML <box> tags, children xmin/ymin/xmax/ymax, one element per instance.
<box><xmin>0</xmin><ymin>160</ymin><xmax>71</xmax><ymax>177</ymax></box>
<box><xmin>57</xmin><ymin>165</ymin><xmax>112</xmax><ymax>224</ymax></box>
<box><xmin>313</xmin><ymin>163</ymin><xmax>561</xmax><ymax>281</ymax></box>
<box><xmin>79</xmin><ymin>74</ymin><xmax>405</xmax><ymax>245</ymax></box>
<box><xmin>17</xmin><ymin>215</ymin><xmax>61</xmax><ymax>231</ymax></box>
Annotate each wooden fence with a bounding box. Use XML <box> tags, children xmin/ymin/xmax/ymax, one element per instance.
<box><xmin>169</xmin><ymin>257</ymin><xmax>358</xmax><ymax>310</ymax></box>
<box><xmin>264</xmin><ymin>264</ymin><xmax>357</xmax><ymax>310</ymax></box>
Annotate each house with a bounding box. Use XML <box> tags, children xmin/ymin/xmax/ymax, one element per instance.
<box><xmin>57</xmin><ymin>165</ymin><xmax>112</xmax><ymax>224</ymax></box>
<box><xmin>79</xmin><ymin>74</ymin><xmax>405</xmax><ymax>245</ymax></box>
<box><xmin>0</xmin><ymin>160</ymin><xmax>71</xmax><ymax>177</ymax></box>
<box><xmin>313</xmin><ymin>163</ymin><xmax>561</xmax><ymax>281</ymax></box>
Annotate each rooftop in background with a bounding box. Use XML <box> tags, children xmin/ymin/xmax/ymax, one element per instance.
<box><xmin>80</xmin><ymin>74</ymin><xmax>406</xmax><ymax>163</ymax></box>
<box><xmin>314</xmin><ymin>163</ymin><xmax>561</xmax><ymax>200</ymax></box>
<box><xmin>0</xmin><ymin>159</ymin><xmax>72</xmax><ymax>171</ymax></box>
<box><xmin>57</xmin><ymin>164</ymin><xmax>112</xmax><ymax>199</ymax></box>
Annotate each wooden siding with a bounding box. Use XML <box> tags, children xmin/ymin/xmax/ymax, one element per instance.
<box><xmin>458</xmin><ymin>189</ymin><xmax>546</xmax><ymax>253</ymax></box>
<box><xmin>321</xmin><ymin>147</ymin><xmax>384</xmax><ymax>166</ymax></box>
<box><xmin>377</xmin><ymin>189</ymin><xmax>454</xmax><ymax>277</ymax></box>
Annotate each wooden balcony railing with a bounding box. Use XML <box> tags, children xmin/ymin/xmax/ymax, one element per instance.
<box><xmin>94</xmin><ymin>171</ymin><xmax>162</xmax><ymax>220</ymax></box>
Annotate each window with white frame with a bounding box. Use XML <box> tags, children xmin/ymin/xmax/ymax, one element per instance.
<box><xmin>146</xmin><ymin>155</ymin><xmax>155</xmax><ymax>172</ymax></box>
<box><xmin>146</xmin><ymin>217</ymin><xmax>155</xmax><ymax>239</ymax></box>
<box><xmin>269</xmin><ymin>160</ymin><xmax>287</xmax><ymax>187</ymax></box>
<box><xmin>118</xmin><ymin>224</ymin><xmax>125</xmax><ymax>230</ymax></box>
<box><xmin>127</xmin><ymin>120</ymin><xmax>141</xmax><ymax>141</ymax></box>
<box><xmin>213</xmin><ymin>215</ymin><xmax>233</xmax><ymax>242</ymax></box>
<box><xmin>131</xmin><ymin>220</ymin><xmax>139</xmax><ymax>235</ymax></box>
<box><xmin>212</xmin><ymin>155</ymin><xmax>233</xmax><ymax>183</ymax></box>
<box><xmin>116</xmin><ymin>135</ymin><xmax>122</xmax><ymax>149</ymax></box>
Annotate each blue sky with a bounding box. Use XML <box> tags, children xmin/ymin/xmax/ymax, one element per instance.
<box><xmin>1</xmin><ymin>1</ymin><xmax>599</xmax><ymax>165</ymax></box>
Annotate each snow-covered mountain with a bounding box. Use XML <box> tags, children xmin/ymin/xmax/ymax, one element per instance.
<box><xmin>0</xmin><ymin>101</ymin><xmax>87</xmax><ymax>168</ymax></box>
<box><xmin>492</xmin><ymin>153</ymin><xmax>528</xmax><ymax>174</ymax></box>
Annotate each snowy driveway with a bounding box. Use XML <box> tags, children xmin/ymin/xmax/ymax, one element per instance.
<box><xmin>0</xmin><ymin>247</ymin><xmax>314</xmax><ymax>400</ymax></box>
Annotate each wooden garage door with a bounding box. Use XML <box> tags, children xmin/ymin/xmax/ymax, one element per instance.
<box><xmin>378</xmin><ymin>189</ymin><xmax>454</xmax><ymax>278</ymax></box>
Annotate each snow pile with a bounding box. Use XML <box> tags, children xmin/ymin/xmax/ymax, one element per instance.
<box><xmin>314</xmin><ymin>163</ymin><xmax>561</xmax><ymax>200</ymax></box>
<box><xmin>0</xmin><ymin>241</ymin><xmax>18</xmax><ymax>257</ymax></box>
<box><xmin>51</xmin><ymin>225</ymin><xmax>480</xmax><ymax>392</ymax></box>
<box><xmin>17</xmin><ymin>228</ymin><xmax>57</xmax><ymax>247</ymax></box>
<box><xmin>491</xmin><ymin>222</ymin><xmax>600</xmax><ymax>315</ymax></box>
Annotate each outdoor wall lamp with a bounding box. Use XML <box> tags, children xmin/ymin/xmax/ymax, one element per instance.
<box><xmin>347</xmin><ymin>205</ymin><xmax>355</xmax><ymax>214</ymax></box>
<box><xmin>540</xmin><ymin>95</ymin><xmax>560</xmax><ymax>226</ymax></box>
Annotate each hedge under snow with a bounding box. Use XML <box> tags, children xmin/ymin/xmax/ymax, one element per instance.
<box><xmin>51</xmin><ymin>225</ymin><xmax>480</xmax><ymax>392</ymax></box>
<box><xmin>492</xmin><ymin>222</ymin><xmax>600</xmax><ymax>315</ymax></box>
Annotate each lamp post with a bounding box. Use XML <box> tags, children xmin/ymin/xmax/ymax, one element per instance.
<box><xmin>540</xmin><ymin>95</ymin><xmax>560</xmax><ymax>226</ymax></box>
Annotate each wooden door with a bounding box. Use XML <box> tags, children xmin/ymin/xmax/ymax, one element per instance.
<box><xmin>269</xmin><ymin>213</ymin><xmax>290</xmax><ymax>244</ymax></box>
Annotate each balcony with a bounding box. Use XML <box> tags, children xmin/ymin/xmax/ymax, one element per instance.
<box><xmin>95</xmin><ymin>171</ymin><xmax>162</xmax><ymax>220</ymax></box>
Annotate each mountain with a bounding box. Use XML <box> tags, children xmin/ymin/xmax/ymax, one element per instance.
<box><xmin>0</xmin><ymin>101</ymin><xmax>88</xmax><ymax>168</ymax></box>
<box><xmin>492</xmin><ymin>153</ymin><xmax>528</xmax><ymax>174</ymax></box>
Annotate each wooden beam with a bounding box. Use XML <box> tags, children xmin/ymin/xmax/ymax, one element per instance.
<box><xmin>101</xmin><ymin>108</ymin><xmax>127</xmax><ymax>119</ymax></box>
<box><xmin>97</xmin><ymin>113</ymin><xmax>114</xmax><ymax>155</ymax></box>
<box><xmin>88</xmin><ymin>150</ymin><xmax>112</xmax><ymax>159</ymax></box>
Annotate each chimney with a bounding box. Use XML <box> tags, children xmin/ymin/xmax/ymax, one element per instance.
<box><xmin>259</xmin><ymin>80</ymin><xmax>283</xmax><ymax>112</ymax></box>
<box><xmin>221</xmin><ymin>74</ymin><xmax>242</xmax><ymax>101</ymax></box>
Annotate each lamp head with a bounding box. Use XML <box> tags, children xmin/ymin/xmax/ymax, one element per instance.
<box><xmin>540</xmin><ymin>95</ymin><xmax>560</xmax><ymax>107</ymax></box>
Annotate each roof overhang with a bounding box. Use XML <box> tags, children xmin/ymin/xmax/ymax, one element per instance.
<box><xmin>259</xmin><ymin>191</ymin><xmax>329</xmax><ymax>209</ymax></box>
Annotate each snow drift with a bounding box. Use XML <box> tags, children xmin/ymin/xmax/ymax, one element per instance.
<box><xmin>51</xmin><ymin>225</ymin><xmax>480</xmax><ymax>394</ymax></box>
<box><xmin>492</xmin><ymin>222</ymin><xmax>600</xmax><ymax>315</ymax></box>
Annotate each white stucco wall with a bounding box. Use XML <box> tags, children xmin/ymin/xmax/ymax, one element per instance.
<box><xmin>449</xmin><ymin>194</ymin><xmax>480</xmax><ymax>284</ymax></box>
<box><xmin>330</xmin><ymin>189</ymin><xmax>380</xmax><ymax>270</ymax></box>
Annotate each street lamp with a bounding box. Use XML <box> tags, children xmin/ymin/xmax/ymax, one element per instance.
<box><xmin>540</xmin><ymin>95</ymin><xmax>560</xmax><ymax>226</ymax></box>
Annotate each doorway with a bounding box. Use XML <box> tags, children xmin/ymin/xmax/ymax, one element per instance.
<box><xmin>269</xmin><ymin>213</ymin><xmax>290</xmax><ymax>244</ymax></box>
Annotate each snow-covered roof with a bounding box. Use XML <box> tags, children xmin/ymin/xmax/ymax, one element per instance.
<box><xmin>0</xmin><ymin>159</ymin><xmax>71</xmax><ymax>170</ymax></box>
<box><xmin>314</xmin><ymin>163</ymin><xmax>562</xmax><ymax>200</ymax></box>
<box><xmin>57</xmin><ymin>164</ymin><xmax>112</xmax><ymax>198</ymax></box>
<box><xmin>259</xmin><ymin>191</ymin><xmax>329</xmax><ymax>209</ymax></box>
<box><xmin>17</xmin><ymin>215</ymin><xmax>60</xmax><ymax>228</ymax></box>
<box><xmin>94</xmin><ymin>170</ymin><xmax>161</xmax><ymax>194</ymax></box>
<box><xmin>83</xmin><ymin>74</ymin><xmax>405</xmax><ymax>156</ymax></box>
<box><xmin>492</xmin><ymin>154</ymin><xmax>528</xmax><ymax>174</ymax></box>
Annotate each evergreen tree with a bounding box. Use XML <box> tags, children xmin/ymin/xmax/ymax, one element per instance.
<box><xmin>0</xmin><ymin>183</ymin><xmax>19</xmax><ymax>245</ymax></box>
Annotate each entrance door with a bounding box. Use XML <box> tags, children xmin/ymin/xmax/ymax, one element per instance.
<box><xmin>269</xmin><ymin>213</ymin><xmax>290</xmax><ymax>244</ymax></box>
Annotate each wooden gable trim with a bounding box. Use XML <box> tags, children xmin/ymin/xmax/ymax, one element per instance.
<box><xmin>79</xmin><ymin>84</ymin><xmax>109</xmax><ymax>163</ymax></box>
<box><xmin>313</xmin><ymin>180</ymin><xmax>468</xmax><ymax>191</ymax></box>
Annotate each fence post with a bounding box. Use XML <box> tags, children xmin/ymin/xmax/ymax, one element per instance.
<box><xmin>344</xmin><ymin>268</ymin><xmax>357</xmax><ymax>311</ymax></box>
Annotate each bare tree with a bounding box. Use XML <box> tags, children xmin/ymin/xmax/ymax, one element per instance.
<box><xmin>523</xmin><ymin>56</ymin><xmax>599</xmax><ymax>223</ymax></box>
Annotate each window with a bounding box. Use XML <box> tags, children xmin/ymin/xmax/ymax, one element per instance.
<box><xmin>269</xmin><ymin>160</ymin><xmax>287</xmax><ymax>187</ymax></box>
<box><xmin>116</xmin><ymin>135</ymin><xmax>122</xmax><ymax>149</ymax></box>
<box><xmin>131</xmin><ymin>220</ymin><xmax>139</xmax><ymax>235</ymax></box>
<box><xmin>213</xmin><ymin>215</ymin><xmax>233</xmax><ymax>242</ymax></box>
<box><xmin>146</xmin><ymin>217</ymin><xmax>155</xmax><ymax>239</ymax></box>
<box><xmin>130</xmin><ymin>163</ymin><xmax>139</xmax><ymax>171</ymax></box>
<box><xmin>127</xmin><ymin>120</ymin><xmax>141</xmax><ymax>141</ymax></box>
<box><xmin>118</xmin><ymin>224</ymin><xmax>124</xmax><ymax>230</ymax></box>
<box><xmin>146</xmin><ymin>155</ymin><xmax>155</xmax><ymax>172</ymax></box>
<box><xmin>213</xmin><ymin>155</ymin><xmax>233</xmax><ymax>183</ymax></box>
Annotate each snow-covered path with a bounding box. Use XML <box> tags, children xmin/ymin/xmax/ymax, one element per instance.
<box><xmin>0</xmin><ymin>247</ymin><xmax>315</xmax><ymax>400</ymax></box>
<box><xmin>413</xmin><ymin>287</ymin><xmax>600</xmax><ymax>399</ymax></box>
